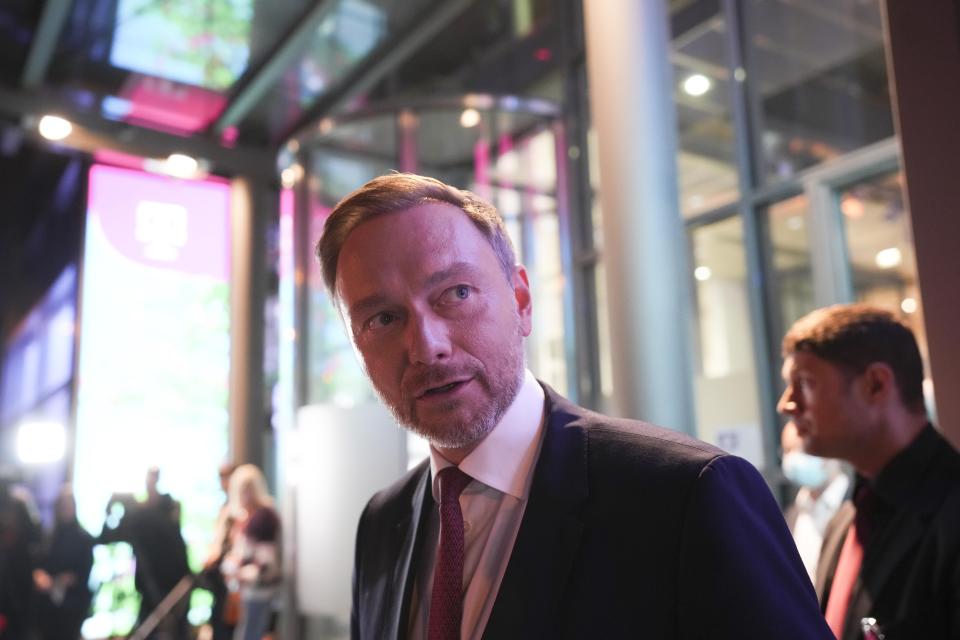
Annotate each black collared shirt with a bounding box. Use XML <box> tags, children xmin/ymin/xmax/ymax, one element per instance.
<box><xmin>855</xmin><ymin>424</ymin><xmax>960</xmax><ymax>551</ymax></box>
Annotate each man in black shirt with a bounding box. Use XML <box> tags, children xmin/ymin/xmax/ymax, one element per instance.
<box><xmin>100</xmin><ymin>467</ymin><xmax>191</xmax><ymax>638</ymax></box>
<box><xmin>778</xmin><ymin>304</ymin><xmax>960</xmax><ymax>640</ymax></box>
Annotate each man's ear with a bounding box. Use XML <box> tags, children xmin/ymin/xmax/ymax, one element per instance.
<box><xmin>862</xmin><ymin>362</ymin><xmax>896</xmax><ymax>404</ymax></box>
<box><xmin>512</xmin><ymin>265</ymin><xmax>533</xmax><ymax>337</ymax></box>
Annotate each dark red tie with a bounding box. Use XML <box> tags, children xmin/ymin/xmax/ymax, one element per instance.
<box><xmin>825</xmin><ymin>484</ymin><xmax>875</xmax><ymax>638</ymax></box>
<box><xmin>428</xmin><ymin>466</ymin><xmax>472</xmax><ymax>640</ymax></box>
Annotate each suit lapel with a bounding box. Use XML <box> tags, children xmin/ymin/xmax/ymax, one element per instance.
<box><xmin>816</xmin><ymin>501</ymin><xmax>854</xmax><ymax>606</ymax></box>
<box><xmin>388</xmin><ymin>465</ymin><xmax>433</xmax><ymax>640</ymax></box>
<box><xmin>482</xmin><ymin>388</ymin><xmax>587</xmax><ymax>638</ymax></box>
<box><xmin>847</xmin><ymin>508</ymin><xmax>925</xmax><ymax>632</ymax></box>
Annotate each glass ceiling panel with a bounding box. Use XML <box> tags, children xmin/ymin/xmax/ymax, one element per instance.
<box><xmin>238</xmin><ymin>0</ymin><xmax>436</xmax><ymax>145</ymax></box>
<box><xmin>45</xmin><ymin>0</ymin><xmax>307</xmax><ymax>136</ymax></box>
<box><xmin>110</xmin><ymin>0</ymin><xmax>252</xmax><ymax>91</ymax></box>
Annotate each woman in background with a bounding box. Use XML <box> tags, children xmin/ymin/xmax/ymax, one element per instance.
<box><xmin>221</xmin><ymin>464</ymin><xmax>281</xmax><ymax>640</ymax></box>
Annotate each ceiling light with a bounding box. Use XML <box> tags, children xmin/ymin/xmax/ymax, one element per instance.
<box><xmin>281</xmin><ymin>164</ymin><xmax>303</xmax><ymax>189</ymax></box>
<box><xmin>682</xmin><ymin>74</ymin><xmax>711</xmax><ymax>97</ymax></box>
<box><xmin>164</xmin><ymin>153</ymin><xmax>199</xmax><ymax>178</ymax></box>
<box><xmin>460</xmin><ymin>108</ymin><xmax>481</xmax><ymax>128</ymax></box>
<box><xmin>875</xmin><ymin>247</ymin><xmax>902</xmax><ymax>269</ymax></box>
<box><xmin>17</xmin><ymin>420</ymin><xmax>66</xmax><ymax>464</ymax></box>
<box><xmin>694</xmin><ymin>266</ymin><xmax>712</xmax><ymax>281</ymax></box>
<box><xmin>38</xmin><ymin>115</ymin><xmax>72</xmax><ymax>141</ymax></box>
<box><xmin>901</xmin><ymin>297</ymin><xmax>917</xmax><ymax>314</ymax></box>
<box><xmin>841</xmin><ymin>196</ymin><xmax>865</xmax><ymax>219</ymax></box>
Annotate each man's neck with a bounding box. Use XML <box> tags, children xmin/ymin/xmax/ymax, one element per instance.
<box><xmin>853</xmin><ymin>413</ymin><xmax>927</xmax><ymax>478</ymax></box>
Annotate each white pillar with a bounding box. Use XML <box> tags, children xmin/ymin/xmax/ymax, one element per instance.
<box><xmin>583</xmin><ymin>0</ymin><xmax>695</xmax><ymax>431</ymax></box>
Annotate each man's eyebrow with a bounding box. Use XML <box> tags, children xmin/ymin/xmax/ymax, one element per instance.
<box><xmin>424</xmin><ymin>261</ymin><xmax>483</xmax><ymax>288</ymax></box>
<box><xmin>348</xmin><ymin>294</ymin><xmax>390</xmax><ymax>321</ymax></box>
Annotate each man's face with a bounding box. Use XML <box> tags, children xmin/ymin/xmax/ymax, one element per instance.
<box><xmin>334</xmin><ymin>202</ymin><xmax>532</xmax><ymax>451</ymax></box>
<box><xmin>777</xmin><ymin>351</ymin><xmax>871</xmax><ymax>459</ymax></box>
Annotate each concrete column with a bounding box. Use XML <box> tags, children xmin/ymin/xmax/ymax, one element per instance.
<box><xmin>228</xmin><ymin>177</ymin><xmax>269</xmax><ymax>466</ymax></box>
<box><xmin>582</xmin><ymin>0</ymin><xmax>695</xmax><ymax>431</ymax></box>
<box><xmin>882</xmin><ymin>0</ymin><xmax>960</xmax><ymax>449</ymax></box>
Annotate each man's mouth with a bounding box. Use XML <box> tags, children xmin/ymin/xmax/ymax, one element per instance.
<box><xmin>417</xmin><ymin>379</ymin><xmax>469</xmax><ymax>398</ymax></box>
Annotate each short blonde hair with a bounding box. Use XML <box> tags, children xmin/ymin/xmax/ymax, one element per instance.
<box><xmin>316</xmin><ymin>173</ymin><xmax>517</xmax><ymax>298</ymax></box>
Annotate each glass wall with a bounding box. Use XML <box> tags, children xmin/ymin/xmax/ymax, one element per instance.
<box><xmin>674</xmin><ymin>0</ymin><xmax>902</xmax><ymax>478</ymax></box>
<box><xmin>742</xmin><ymin>0</ymin><xmax>894</xmax><ymax>182</ymax></box>
<box><xmin>761</xmin><ymin>194</ymin><xmax>815</xmax><ymax>345</ymax></box>
<box><xmin>689</xmin><ymin>217</ymin><xmax>764</xmax><ymax>467</ymax></box>
<box><xmin>672</xmin><ymin>1</ymin><xmax>739</xmax><ymax>217</ymax></box>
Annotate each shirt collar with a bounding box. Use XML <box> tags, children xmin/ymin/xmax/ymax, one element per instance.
<box><xmin>429</xmin><ymin>369</ymin><xmax>546</xmax><ymax>501</ymax></box>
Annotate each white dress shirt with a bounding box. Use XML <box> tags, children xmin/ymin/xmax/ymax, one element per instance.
<box><xmin>408</xmin><ymin>369</ymin><xmax>546</xmax><ymax>640</ymax></box>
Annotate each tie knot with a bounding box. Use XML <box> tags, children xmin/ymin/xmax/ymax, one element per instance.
<box><xmin>437</xmin><ymin>466</ymin><xmax>472</xmax><ymax>504</ymax></box>
<box><xmin>853</xmin><ymin>482</ymin><xmax>877</xmax><ymax>545</ymax></box>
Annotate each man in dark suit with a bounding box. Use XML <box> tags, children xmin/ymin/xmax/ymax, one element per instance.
<box><xmin>318</xmin><ymin>173</ymin><xmax>832</xmax><ymax>639</ymax></box>
<box><xmin>778</xmin><ymin>304</ymin><xmax>960</xmax><ymax>640</ymax></box>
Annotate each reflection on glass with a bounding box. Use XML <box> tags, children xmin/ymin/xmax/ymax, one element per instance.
<box><xmin>839</xmin><ymin>172</ymin><xmax>928</xmax><ymax>369</ymax></box>
<box><xmin>763</xmin><ymin>195</ymin><xmax>815</xmax><ymax>336</ymax></box>
<box><xmin>671</xmin><ymin>4</ymin><xmax>739</xmax><ymax>217</ymax></box>
<box><xmin>111</xmin><ymin>0</ymin><xmax>253</xmax><ymax>90</ymax></box>
<box><xmin>247</xmin><ymin>0</ymin><xmax>389</xmax><ymax>141</ymax></box>
<box><xmin>690</xmin><ymin>216</ymin><xmax>764</xmax><ymax>469</ymax></box>
<box><xmin>744</xmin><ymin>0</ymin><xmax>894</xmax><ymax>181</ymax></box>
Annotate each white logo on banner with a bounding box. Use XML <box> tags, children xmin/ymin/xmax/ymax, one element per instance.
<box><xmin>135</xmin><ymin>201</ymin><xmax>188</xmax><ymax>261</ymax></box>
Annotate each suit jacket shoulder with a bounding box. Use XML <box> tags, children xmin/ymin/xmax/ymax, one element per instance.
<box><xmin>483</xmin><ymin>385</ymin><xmax>831</xmax><ymax>639</ymax></box>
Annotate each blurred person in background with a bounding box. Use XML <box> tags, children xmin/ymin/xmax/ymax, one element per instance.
<box><xmin>781</xmin><ymin>421</ymin><xmax>849</xmax><ymax>583</ymax></box>
<box><xmin>778</xmin><ymin>304</ymin><xmax>960</xmax><ymax>640</ymax></box>
<box><xmin>202</xmin><ymin>463</ymin><xmax>238</xmax><ymax>640</ymax></box>
<box><xmin>99</xmin><ymin>466</ymin><xmax>191</xmax><ymax>638</ymax></box>
<box><xmin>32</xmin><ymin>484</ymin><xmax>95</xmax><ymax>640</ymax></box>
<box><xmin>0</xmin><ymin>465</ymin><xmax>42</xmax><ymax>639</ymax></box>
<box><xmin>221</xmin><ymin>464</ymin><xmax>280</xmax><ymax>640</ymax></box>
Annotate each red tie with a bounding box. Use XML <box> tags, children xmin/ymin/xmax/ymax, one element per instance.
<box><xmin>428</xmin><ymin>466</ymin><xmax>472</xmax><ymax>640</ymax></box>
<box><xmin>825</xmin><ymin>485</ymin><xmax>874</xmax><ymax>638</ymax></box>
<box><xmin>824</xmin><ymin>523</ymin><xmax>864</xmax><ymax>637</ymax></box>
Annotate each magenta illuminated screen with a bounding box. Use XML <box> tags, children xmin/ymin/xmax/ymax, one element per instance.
<box><xmin>74</xmin><ymin>164</ymin><xmax>231</xmax><ymax>635</ymax></box>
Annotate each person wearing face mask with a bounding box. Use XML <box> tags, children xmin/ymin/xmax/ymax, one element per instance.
<box><xmin>781</xmin><ymin>421</ymin><xmax>849</xmax><ymax>583</ymax></box>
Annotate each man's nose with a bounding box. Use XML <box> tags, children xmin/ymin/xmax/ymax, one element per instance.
<box><xmin>406</xmin><ymin>312</ymin><xmax>452</xmax><ymax>364</ymax></box>
<box><xmin>776</xmin><ymin>387</ymin><xmax>797</xmax><ymax>415</ymax></box>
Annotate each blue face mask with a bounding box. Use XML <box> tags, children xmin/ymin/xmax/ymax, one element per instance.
<box><xmin>782</xmin><ymin>451</ymin><xmax>830</xmax><ymax>489</ymax></box>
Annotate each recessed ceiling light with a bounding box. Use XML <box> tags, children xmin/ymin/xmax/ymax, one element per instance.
<box><xmin>875</xmin><ymin>247</ymin><xmax>902</xmax><ymax>269</ymax></box>
<box><xmin>460</xmin><ymin>108</ymin><xmax>481</xmax><ymax>128</ymax></box>
<box><xmin>165</xmin><ymin>153</ymin><xmax>199</xmax><ymax>178</ymax></box>
<box><xmin>694</xmin><ymin>266</ymin><xmax>712</xmax><ymax>281</ymax></box>
<box><xmin>682</xmin><ymin>74</ymin><xmax>711</xmax><ymax>97</ymax></box>
<box><xmin>38</xmin><ymin>115</ymin><xmax>72</xmax><ymax>141</ymax></box>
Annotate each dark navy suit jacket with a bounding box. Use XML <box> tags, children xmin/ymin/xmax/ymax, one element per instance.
<box><xmin>351</xmin><ymin>385</ymin><xmax>833</xmax><ymax>638</ymax></box>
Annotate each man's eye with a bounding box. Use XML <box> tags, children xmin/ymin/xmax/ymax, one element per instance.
<box><xmin>439</xmin><ymin>284</ymin><xmax>472</xmax><ymax>304</ymax></box>
<box><xmin>366</xmin><ymin>312</ymin><xmax>396</xmax><ymax>329</ymax></box>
